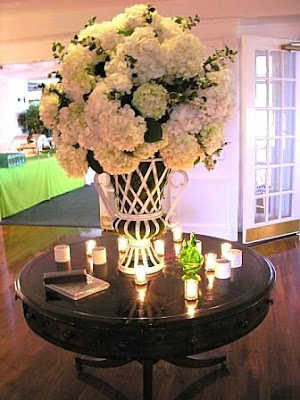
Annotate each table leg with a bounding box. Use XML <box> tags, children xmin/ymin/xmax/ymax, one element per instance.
<box><xmin>143</xmin><ymin>359</ymin><xmax>153</xmax><ymax>400</ymax></box>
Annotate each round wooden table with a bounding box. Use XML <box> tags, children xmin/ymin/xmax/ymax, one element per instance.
<box><xmin>15</xmin><ymin>232</ymin><xmax>275</xmax><ymax>400</ymax></box>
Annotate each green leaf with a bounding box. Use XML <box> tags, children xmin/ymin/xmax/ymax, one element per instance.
<box><xmin>118</xmin><ymin>29</ymin><xmax>134</xmax><ymax>36</ymax></box>
<box><xmin>144</xmin><ymin>119</ymin><xmax>162</xmax><ymax>143</ymax></box>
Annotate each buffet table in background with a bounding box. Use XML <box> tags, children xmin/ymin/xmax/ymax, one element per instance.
<box><xmin>0</xmin><ymin>156</ymin><xmax>84</xmax><ymax>220</ymax></box>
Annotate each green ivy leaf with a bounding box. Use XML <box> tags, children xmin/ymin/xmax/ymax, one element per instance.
<box><xmin>144</xmin><ymin>119</ymin><xmax>162</xmax><ymax>143</ymax></box>
<box><xmin>118</xmin><ymin>29</ymin><xmax>134</xmax><ymax>36</ymax></box>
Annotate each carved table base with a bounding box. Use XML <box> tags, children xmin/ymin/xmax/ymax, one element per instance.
<box><xmin>74</xmin><ymin>353</ymin><xmax>228</xmax><ymax>400</ymax></box>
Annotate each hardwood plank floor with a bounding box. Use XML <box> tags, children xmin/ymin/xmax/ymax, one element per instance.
<box><xmin>0</xmin><ymin>226</ymin><xmax>299</xmax><ymax>400</ymax></box>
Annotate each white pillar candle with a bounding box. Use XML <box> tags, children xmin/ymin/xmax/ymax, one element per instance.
<box><xmin>221</xmin><ymin>242</ymin><xmax>232</xmax><ymax>258</ymax></box>
<box><xmin>173</xmin><ymin>227</ymin><xmax>183</xmax><ymax>242</ymax></box>
<box><xmin>227</xmin><ymin>249</ymin><xmax>243</xmax><ymax>268</ymax></box>
<box><xmin>215</xmin><ymin>258</ymin><xmax>231</xmax><ymax>279</ymax></box>
<box><xmin>205</xmin><ymin>253</ymin><xmax>217</xmax><ymax>271</ymax></box>
<box><xmin>154</xmin><ymin>239</ymin><xmax>165</xmax><ymax>256</ymax></box>
<box><xmin>86</xmin><ymin>240</ymin><xmax>96</xmax><ymax>257</ymax></box>
<box><xmin>196</xmin><ymin>240</ymin><xmax>202</xmax><ymax>255</ymax></box>
<box><xmin>174</xmin><ymin>242</ymin><xmax>182</xmax><ymax>257</ymax></box>
<box><xmin>54</xmin><ymin>245</ymin><xmax>70</xmax><ymax>263</ymax></box>
<box><xmin>92</xmin><ymin>246</ymin><xmax>107</xmax><ymax>265</ymax></box>
<box><xmin>118</xmin><ymin>236</ymin><xmax>128</xmax><ymax>252</ymax></box>
<box><xmin>184</xmin><ymin>279</ymin><xmax>199</xmax><ymax>301</ymax></box>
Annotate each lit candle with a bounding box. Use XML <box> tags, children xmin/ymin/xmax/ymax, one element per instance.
<box><xmin>86</xmin><ymin>240</ymin><xmax>96</xmax><ymax>257</ymax></box>
<box><xmin>215</xmin><ymin>258</ymin><xmax>231</xmax><ymax>279</ymax></box>
<box><xmin>154</xmin><ymin>239</ymin><xmax>165</xmax><ymax>256</ymax></box>
<box><xmin>118</xmin><ymin>236</ymin><xmax>128</xmax><ymax>252</ymax></box>
<box><xmin>221</xmin><ymin>242</ymin><xmax>232</xmax><ymax>258</ymax></box>
<box><xmin>205</xmin><ymin>253</ymin><xmax>217</xmax><ymax>271</ymax></box>
<box><xmin>184</xmin><ymin>278</ymin><xmax>199</xmax><ymax>301</ymax></box>
<box><xmin>227</xmin><ymin>249</ymin><xmax>243</xmax><ymax>268</ymax></box>
<box><xmin>174</xmin><ymin>242</ymin><xmax>182</xmax><ymax>257</ymax></box>
<box><xmin>135</xmin><ymin>265</ymin><xmax>147</xmax><ymax>285</ymax></box>
<box><xmin>196</xmin><ymin>240</ymin><xmax>202</xmax><ymax>255</ymax></box>
<box><xmin>206</xmin><ymin>271</ymin><xmax>215</xmax><ymax>290</ymax></box>
<box><xmin>92</xmin><ymin>246</ymin><xmax>107</xmax><ymax>265</ymax></box>
<box><xmin>54</xmin><ymin>245</ymin><xmax>71</xmax><ymax>263</ymax></box>
<box><xmin>173</xmin><ymin>227</ymin><xmax>183</xmax><ymax>242</ymax></box>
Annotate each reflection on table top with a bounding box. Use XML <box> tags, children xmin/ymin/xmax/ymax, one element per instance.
<box><xmin>16</xmin><ymin>232</ymin><xmax>275</xmax><ymax>326</ymax></box>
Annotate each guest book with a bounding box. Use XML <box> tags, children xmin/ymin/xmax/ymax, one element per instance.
<box><xmin>44</xmin><ymin>270</ymin><xmax>110</xmax><ymax>300</ymax></box>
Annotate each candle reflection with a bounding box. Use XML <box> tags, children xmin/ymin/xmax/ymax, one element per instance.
<box><xmin>136</xmin><ymin>284</ymin><xmax>147</xmax><ymax>302</ymax></box>
<box><xmin>206</xmin><ymin>271</ymin><xmax>215</xmax><ymax>290</ymax></box>
<box><xmin>185</xmin><ymin>300</ymin><xmax>198</xmax><ymax>318</ymax></box>
<box><xmin>174</xmin><ymin>242</ymin><xmax>182</xmax><ymax>257</ymax></box>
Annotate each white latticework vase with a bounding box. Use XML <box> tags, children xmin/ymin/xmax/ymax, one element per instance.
<box><xmin>95</xmin><ymin>158</ymin><xmax>188</xmax><ymax>275</ymax></box>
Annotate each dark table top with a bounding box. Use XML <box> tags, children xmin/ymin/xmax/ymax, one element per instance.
<box><xmin>16</xmin><ymin>232</ymin><xmax>276</xmax><ymax>328</ymax></box>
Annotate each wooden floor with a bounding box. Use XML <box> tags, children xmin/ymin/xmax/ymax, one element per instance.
<box><xmin>0</xmin><ymin>225</ymin><xmax>299</xmax><ymax>400</ymax></box>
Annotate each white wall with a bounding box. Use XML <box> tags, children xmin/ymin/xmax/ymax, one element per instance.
<box><xmin>0</xmin><ymin>77</ymin><xmax>28</xmax><ymax>152</ymax></box>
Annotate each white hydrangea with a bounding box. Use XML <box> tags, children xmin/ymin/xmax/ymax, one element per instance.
<box><xmin>60</xmin><ymin>44</ymin><xmax>96</xmax><ymax>101</ymax></box>
<box><xmin>160</xmin><ymin>130</ymin><xmax>200</xmax><ymax>170</ymax></box>
<box><xmin>133</xmin><ymin>139</ymin><xmax>168</xmax><ymax>160</ymax></box>
<box><xmin>199</xmin><ymin>123</ymin><xmax>225</xmax><ymax>155</ymax></box>
<box><xmin>162</xmin><ymin>33</ymin><xmax>206</xmax><ymax>80</ymax></box>
<box><xmin>56</xmin><ymin>144</ymin><xmax>88</xmax><ymax>178</ymax></box>
<box><xmin>132</xmin><ymin>83</ymin><xmax>168</xmax><ymax>120</ymax></box>
<box><xmin>57</xmin><ymin>102</ymin><xmax>86</xmax><ymax>146</ymax></box>
<box><xmin>85</xmin><ymin>82</ymin><xmax>146</xmax><ymax>152</ymax></box>
<box><xmin>39</xmin><ymin>89</ymin><xmax>60</xmax><ymax>129</ymax></box>
<box><xmin>104</xmin><ymin>52</ymin><xmax>133</xmax><ymax>94</ymax></box>
<box><xmin>194</xmin><ymin>68</ymin><xmax>235</xmax><ymax>124</ymax></box>
<box><xmin>93</xmin><ymin>147</ymin><xmax>140</xmax><ymax>175</ymax></box>
<box><xmin>164</xmin><ymin>104</ymin><xmax>204</xmax><ymax>135</ymax></box>
<box><xmin>121</xmin><ymin>26</ymin><xmax>165</xmax><ymax>85</ymax></box>
<box><xmin>112</xmin><ymin>4</ymin><xmax>157</xmax><ymax>31</ymax></box>
<box><xmin>78</xmin><ymin>21</ymin><xmax>123</xmax><ymax>51</ymax></box>
<box><xmin>152</xmin><ymin>15</ymin><xmax>182</xmax><ymax>42</ymax></box>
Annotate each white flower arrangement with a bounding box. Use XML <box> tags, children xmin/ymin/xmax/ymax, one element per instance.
<box><xmin>40</xmin><ymin>4</ymin><xmax>236</xmax><ymax>178</ymax></box>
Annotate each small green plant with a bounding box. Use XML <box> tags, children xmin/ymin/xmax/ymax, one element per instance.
<box><xmin>180</xmin><ymin>233</ymin><xmax>204</xmax><ymax>281</ymax></box>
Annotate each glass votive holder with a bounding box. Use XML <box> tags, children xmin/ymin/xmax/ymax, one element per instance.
<box><xmin>135</xmin><ymin>265</ymin><xmax>147</xmax><ymax>285</ymax></box>
<box><xmin>154</xmin><ymin>239</ymin><xmax>165</xmax><ymax>256</ymax></box>
<box><xmin>86</xmin><ymin>240</ymin><xmax>96</xmax><ymax>257</ymax></box>
<box><xmin>54</xmin><ymin>244</ymin><xmax>71</xmax><ymax>263</ymax></box>
<box><xmin>196</xmin><ymin>240</ymin><xmax>202</xmax><ymax>255</ymax></box>
<box><xmin>118</xmin><ymin>236</ymin><xmax>128</xmax><ymax>252</ymax></box>
<box><xmin>227</xmin><ymin>249</ymin><xmax>243</xmax><ymax>268</ymax></box>
<box><xmin>184</xmin><ymin>278</ymin><xmax>199</xmax><ymax>301</ymax></box>
<box><xmin>221</xmin><ymin>242</ymin><xmax>232</xmax><ymax>258</ymax></box>
<box><xmin>205</xmin><ymin>252</ymin><xmax>217</xmax><ymax>271</ymax></box>
<box><xmin>206</xmin><ymin>271</ymin><xmax>215</xmax><ymax>290</ymax></box>
<box><xmin>92</xmin><ymin>246</ymin><xmax>107</xmax><ymax>265</ymax></box>
<box><xmin>173</xmin><ymin>227</ymin><xmax>183</xmax><ymax>242</ymax></box>
<box><xmin>215</xmin><ymin>258</ymin><xmax>231</xmax><ymax>279</ymax></box>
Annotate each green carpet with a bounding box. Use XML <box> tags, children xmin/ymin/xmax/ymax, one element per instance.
<box><xmin>0</xmin><ymin>185</ymin><xmax>100</xmax><ymax>228</ymax></box>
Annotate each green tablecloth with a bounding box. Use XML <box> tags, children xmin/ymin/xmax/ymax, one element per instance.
<box><xmin>0</xmin><ymin>156</ymin><xmax>84</xmax><ymax>219</ymax></box>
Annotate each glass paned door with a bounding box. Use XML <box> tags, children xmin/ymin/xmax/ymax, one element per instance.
<box><xmin>242</xmin><ymin>36</ymin><xmax>300</xmax><ymax>243</ymax></box>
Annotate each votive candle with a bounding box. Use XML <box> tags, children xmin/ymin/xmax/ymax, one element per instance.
<box><xmin>174</xmin><ymin>242</ymin><xmax>182</xmax><ymax>257</ymax></box>
<box><xmin>135</xmin><ymin>265</ymin><xmax>147</xmax><ymax>285</ymax></box>
<box><xmin>221</xmin><ymin>242</ymin><xmax>232</xmax><ymax>258</ymax></box>
<box><xmin>184</xmin><ymin>278</ymin><xmax>199</xmax><ymax>301</ymax></box>
<box><xmin>196</xmin><ymin>240</ymin><xmax>202</xmax><ymax>255</ymax></box>
<box><xmin>92</xmin><ymin>246</ymin><xmax>107</xmax><ymax>265</ymax></box>
<box><xmin>205</xmin><ymin>252</ymin><xmax>217</xmax><ymax>271</ymax></box>
<box><xmin>215</xmin><ymin>258</ymin><xmax>231</xmax><ymax>279</ymax></box>
<box><xmin>54</xmin><ymin>245</ymin><xmax>70</xmax><ymax>263</ymax></box>
<box><xmin>86</xmin><ymin>240</ymin><xmax>96</xmax><ymax>257</ymax></box>
<box><xmin>118</xmin><ymin>236</ymin><xmax>128</xmax><ymax>252</ymax></box>
<box><xmin>154</xmin><ymin>239</ymin><xmax>165</xmax><ymax>256</ymax></box>
<box><xmin>227</xmin><ymin>249</ymin><xmax>243</xmax><ymax>268</ymax></box>
<box><xmin>173</xmin><ymin>227</ymin><xmax>183</xmax><ymax>242</ymax></box>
